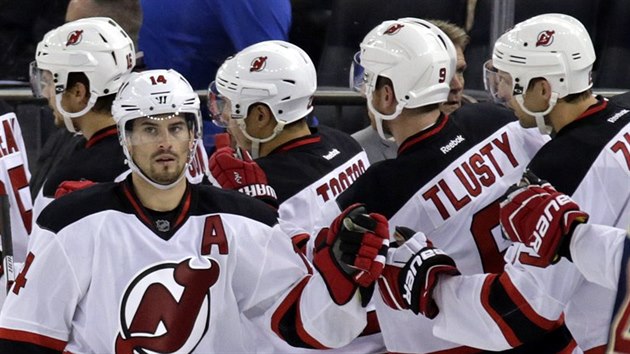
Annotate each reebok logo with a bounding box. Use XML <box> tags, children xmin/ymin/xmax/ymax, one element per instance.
<box><xmin>440</xmin><ymin>135</ymin><xmax>465</xmax><ymax>154</ymax></box>
<box><xmin>323</xmin><ymin>148</ymin><xmax>340</xmax><ymax>160</ymax></box>
<box><xmin>607</xmin><ymin>109</ymin><xmax>629</xmax><ymax>123</ymax></box>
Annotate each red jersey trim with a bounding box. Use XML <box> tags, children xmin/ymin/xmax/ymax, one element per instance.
<box><xmin>360</xmin><ymin>310</ymin><xmax>381</xmax><ymax>336</ymax></box>
<box><xmin>86</xmin><ymin>125</ymin><xmax>118</xmax><ymax>148</ymax></box>
<box><xmin>575</xmin><ymin>97</ymin><xmax>608</xmax><ymax>122</ymax></box>
<box><xmin>583</xmin><ymin>345</ymin><xmax>606</xmax><ymax>354</ymax></box>
<box><xmin>398</xmin><ymin>115</ymin><xmax>449</xmax><ymax>155</ymax></box>
<box><xmin>497</xmin><ymin>273</ymin><xmax>562</xmax><ymax>331</ymax></box>
<box><xmin>0</xmin><ymin>328</ymin><xmax>67</xmax><ymax>351</ymax></box>
<box><xmin>273</xmin><ymin>136</ymin><xmax>321</xmax><ymax>154</ymax></box>
<box><xmin>480</xmin><ymin>274</ymin><xmax>521</xmax><ymax>347</ymax></box>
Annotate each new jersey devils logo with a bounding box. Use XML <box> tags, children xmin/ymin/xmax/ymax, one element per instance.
<box><xmin>384</xmin><ymin>23</ymin><xmax>404</xmax><ymax>35</ymax></box>
<box><xmin>66</xmin><ymin>30</ymin><xmax>84</xmax><ymax>46</ymax></box>
<box><xmin>250</xmin><ymin>56</ymin><xmax>268</xmax><ymax>72</ymax></box>
<box><xmin>535</xmin><ymin>30</ymin><xmax>555</xmax><ymax>47</ymax></box>
<box><xmin>115</xmin><ymin>258</ymin><xmax>220</xmax><ymax>354</ymax></box>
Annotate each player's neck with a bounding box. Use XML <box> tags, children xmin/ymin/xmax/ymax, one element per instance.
<box><xmin>131</xmin><ymin>173</ymin><xmax>187</xmax><ymax>211</ymax></box>
<box><xmin>77</xmin><ymin>111</ymin><xmax>117</xmax><ymax>140</ymax></box>
<box><xmin>549</xmin><ymin>94</ymin><xmax>599</xmax><ymax>133</ymax></box>
<box><xmin>390</xmin><ymin>108</ymin><xmax>441</xmax><ymax>145</ymax></box>
<box><xmin>259</xmin><ymin>120</ymin><xmax>311</xmax><ymax>157</ymax></box>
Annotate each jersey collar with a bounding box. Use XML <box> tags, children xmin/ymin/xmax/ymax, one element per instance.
<box><xmin>268</xmin><ymin>127</ymin><xmax>321</xmax><ymax>155</ymax></box>
<box><xmin>398</xmin><ymin>114</ymin><xmax>449</xmax><ymax>156</ymax></box>
<box><xmin>120</xmin><ymin>176</ymin><xmax>193</xmax><ymax>240</ymax></box>
<box><xmin>86</xmin><ymin>125</ymin><xmax>118</xmax><ymax>148</ymax></box>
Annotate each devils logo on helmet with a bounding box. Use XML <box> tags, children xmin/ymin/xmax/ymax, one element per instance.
<box><xmin>535</xmin><ymin>30</ymin><xmax>555</xmax><ymax>47</ymax></box>
<box><xmin>250</xmin><ymin>56</ymin><xmax>268</xmax><ymax>72</ymax></box>
<box><xmin>66</xmin><ymin>30</ymin><xmax>84</xmax><ymax>46</ymax></box>
<box><xmin>383</xmin><ymin>23</ymin><xmax>404</xmax><ymax>35</ymax></box>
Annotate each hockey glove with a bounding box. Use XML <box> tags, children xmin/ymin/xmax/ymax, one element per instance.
<box><xmin>209</xmin><ymin>133</ymin><xmax>277</xmax><ymax>206</ymax></box>
<box><xmin>500</xmin><ymin>173</ymin><xmax>588</xmax><ymax>266</ymax></box>
<box><xmin>378</xmin><ymin>227</ymin><xmax>459</xmax><ymax>319</ymax></box>
<box><xmin>55</xmin><ymin>179</ymin><xmax>96</xmax><ymax>199</ymax></box>
<box><xmin>313</xmin><ymin>204</ymin><xmax>389</xmax><ymax>306</ymax></box>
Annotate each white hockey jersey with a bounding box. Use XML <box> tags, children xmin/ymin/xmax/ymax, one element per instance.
<box><xmin>317</xmin><ymin>103</ymin><xmax>554</xmax><ymax>353</ymax></box>
<box><xmin>0</xmin><ymin>112</ymin><xmax>32</xmax><ymax>266</ymax></box>
<box><xmin>433</xmin><ymin>96</ymin><xmax>630</xmax><ymax>352</ymax></box>
<box><xmin>0</xmin><ymin>178</ymin><xmax>368</xmax><ymax>353</ymax></box>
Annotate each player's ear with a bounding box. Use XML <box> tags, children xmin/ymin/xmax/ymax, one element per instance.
<box><xmin>253</xmin><ymin>104</ymin><xmax>275</xmax><ymax>128</ymax></box>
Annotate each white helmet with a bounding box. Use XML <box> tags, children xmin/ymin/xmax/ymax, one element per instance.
<box><xmin>352</xmin><ymin>18</ymin><xmax>456</xmax><ymax>139</ymax></box>
<box><xmin>31</xmin><ymin>17</ymin><xmax>136</xmax><ymax>133</ymax></box>
<box><xmin>492</xmin><ymin>13</ymin><xmax>595</xmax><ymax>134</ymax></box>
<box><xmin>112</xmin><ymin>69</ymin><xmax>202</xmax><ymax>190</ymax></box>
<box><xmin>211</xmin><ymin>40</ymin><xmax>316</xmax><ymax>157</ymax></box>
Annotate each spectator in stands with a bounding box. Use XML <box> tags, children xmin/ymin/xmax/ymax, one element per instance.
<box><xmin>139</xmin><ymin>0</ymin><xmax>291</xmax><ymax>91</ymax></box>
<box><xmin>352</xmin><ymin>19</ymin><xmax>471</xmax><ymax>163</ymax></box>
<box><xmin>65</xmin><ymin>0</ymin><xmax>141</xmax><ymax>48</ymax></box>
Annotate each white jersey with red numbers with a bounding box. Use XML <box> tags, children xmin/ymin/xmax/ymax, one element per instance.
<box><xmin>0</xmin><ymin>178</ymin><xmax>368</xmax><ymax>353</ymax></box>
<box><xmin>0</xmin><ymin>112</ymin><xmax>32</xmax><ymax>307</ymax></box>
<box><xmin>257</xmin><ymin>125</ymin><xmax>370</xmax><ymax>239</ymax></box>
<box><xmin>316</xmin><ymin>102</ymin><xmax>560</xmax><ymax>353</ymax></box>
<box><xmin>0</xmin><ymin>113</ymin><xmax>32</xmax><ymax>264</ymax></box>
<box><xmin>433</xmin><ymin>96</ymin><xmax>630</xmax><ymax>353</ymax></box>
<box><xmin>250</xmin><ymin>126</ymin><xmax>381</xmax><ymax>353</ymax></box>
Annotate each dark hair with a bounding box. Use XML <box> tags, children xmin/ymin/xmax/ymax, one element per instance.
<box><xmin>66</xmin><ymin>72</ymin><xmax>116</xmax><ymax>114</ymax></box>
<box><xmin>527</xmin><ymin>77</ymin><xmax>592</xmax><ymax>103</ymax></box>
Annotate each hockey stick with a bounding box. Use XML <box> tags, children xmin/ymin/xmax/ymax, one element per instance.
<box><xmin>0</xmin><ymin>193</ymin><xmax>13</xmax><ymax>293</ymax></box>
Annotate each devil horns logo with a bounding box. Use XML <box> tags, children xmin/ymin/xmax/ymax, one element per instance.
<box><xmin>384</xmin><ymin>23</ymin><xmax>404</xmax><ymax>35</ymax></box>
<box><xmin>535</xmin><ymin>30</ymin><xmax>555</xmax><ymax>47</ymax></box>
<box><xmin>66</xmin><ymin>30</ymin><xmax>84</xmax><ymax>46</ymax></box>
<box><xmin>250</xmin><ymin>56</ymin><xmax>268</xmax><ymax>72</ymax></box>
<box><xmin>115</xmin><ymin>258</ymin><xmax>220</xmax><ymax>354</ymax></box>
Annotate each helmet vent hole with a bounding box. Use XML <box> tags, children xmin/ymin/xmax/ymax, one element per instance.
<box><xmin>560</xmin><ymin>78</ymin><xmax>564</xmax><ymax>82</ymax></box>
<box><xmin>172</xmin><ymin>104</ymin><xmax>176</xmax><ymax>108</ymax></box>
<box><xmin>104</xmin><ymin>89</ymin><xmax>109</xmax><ymax>94</ymax></box>
<box><xmin>111</xmin><ymin>52</ymin><xmax>118</xmax><ymax>66</ymax></box>
<box><xmin>282</xmin><ymin>79</ymin><xmax>295</xmax><ymax>85</ymax></box>
<box><xmin>278</xmin><ymin>110</ymin><xmax>283</xmax><ymax>114</ymax></box>
<box><xmin>405</xmin><ymin>95</ymin><xmax>410</xmax><ymax>100</ymax></box>
<box><xmin>281</xmin><ymin>96</ymin><xmax>291</xmax><ymax>101</ymax></box>
<box><xmin>99</xmin><ymin>33</ymin><xmax>109</xmax><ymax>43</ymax></box>
<box><xmin>524</xmin><ymin>42</ymin><xmax>528</xmax><ymax>47</ymax></box>
<box><xmin>572</xmin><ymin>53</ymin><xmax>582</xmax><ymax>60</ymax></box>
<box><xmin>149</xmin><ymin>107</ymin><xmax>154</xmax><ymax>111</ymax></box>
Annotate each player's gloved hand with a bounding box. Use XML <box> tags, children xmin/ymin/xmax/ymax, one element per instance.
<box><xmin>313</xmin><ymin>203</ymin><xmax>389</xmax><ymax>306</ymax></box>
<box><xmin>378</xmin><ymin>227</ymin><xmax>459</xmax><ymax>318</ymax></box>
<box><xmin>209</xmin><ymin>133</ymin><xmax>277</xmax><ymax>206</ymax></box>
<box><xmin>500</xmin><ymin>170</ymin><xmax>589</xmax><ymax>265</ymax></box>
<box><xmin>54</xmin><ymin>179</ymin><xmax>96</xmax><ymax>199</ymax></box>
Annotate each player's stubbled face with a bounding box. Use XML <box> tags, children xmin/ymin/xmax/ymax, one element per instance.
<box><xmin>129</xmin><ymin>114</ymin><xmax>192</xmax><ymax>184</ymax></box>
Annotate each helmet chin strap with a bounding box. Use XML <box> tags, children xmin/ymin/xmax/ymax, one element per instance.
<box><xmin>236</xmin><ymin>119</ymin><xmax>286</xmax><ymax>159</ymax></box>
<box><xmin>366</xmin><ymin>87</ymin><xmax>405</xmax><ymax>140</ymax></box>
<box><xmin>514</xmin><ymin>92</ymin><xmax>558</xmax><ymax>135</ymax></box>
<box><xmin>55</xmin><ymin>91</ymin><xmax>98</xmax><ymax>134</ymax></box>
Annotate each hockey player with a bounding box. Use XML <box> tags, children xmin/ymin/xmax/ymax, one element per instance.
<box><xmin>208</xmin><ymin>40</ymin><xmax>369</xmax><ymax>242</ymax></box>
<box><xmin>207</xmin><ymin>40</ymin><xmax>380</xmax><ymax>352</ymax></box>
<box><xmin>352</xmin><ymin>19</ymin><xmax>471</xmax><ymax>164</ymax></box>
<box><xmin>0</xmin><ymin>69</ymin><xmax>390</xmax><ymax>353</ymax></box>
<box><xmin>499</xmin><ymin>178</ymin><xmax>630</xmax><ymax>353</ymax></box>
<box><xmin>318</xmin><ymin>17</ymin><xmax>556</xmax><ymax>353</ymax></box>
<box><xmin>29</xmin><ymin>17</ymin><xmax>135</xmax><ymax>218</ymax></box>
<box><xmin>379</xmin><ymin>14</ymin><xmax>630</xmax><ymax>353</ymax></box>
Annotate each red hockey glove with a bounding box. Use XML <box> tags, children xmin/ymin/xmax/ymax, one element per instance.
<box><xmin>500</xmin><ymin>174</ymin><xmax>588</xmax><ymax>266</ymax></box>
<box><xmin>55</xmin><ymin>179</ymin><xmax>96</xmax><ymax>199</ymax></box>
<box><xmin>378</xmin><ymin>227</ymin><xmax>459</xmax><ymax>319</ymax></box>
<box><xmin>209</xmin><ymin>135</ymin><xmax>277</xmax><ymax>205</ymax></box>
<box><xmin>313</xmin><ymin>204</ymin><xmax>389</xmax><ymax>306</ymax></box>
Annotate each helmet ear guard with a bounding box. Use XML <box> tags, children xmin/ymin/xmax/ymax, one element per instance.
<box><xmin>213</xmin><ymin>40</ymin><xmax>317</xmax><ymax>157</ymax></box>
<box><xmin>492</xmin><ymin>13</ymin><xmax>595</xmax><ymax>134</ymax></box>
<box><xmin>356</xmin><ymin>18</ymin><xmax>456</xmax><ymax>139</ymax></box>
<box><xmin>32</xmin><ymin>17</ymin><xmax>136</xmax><ymax>133</ymax></box>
